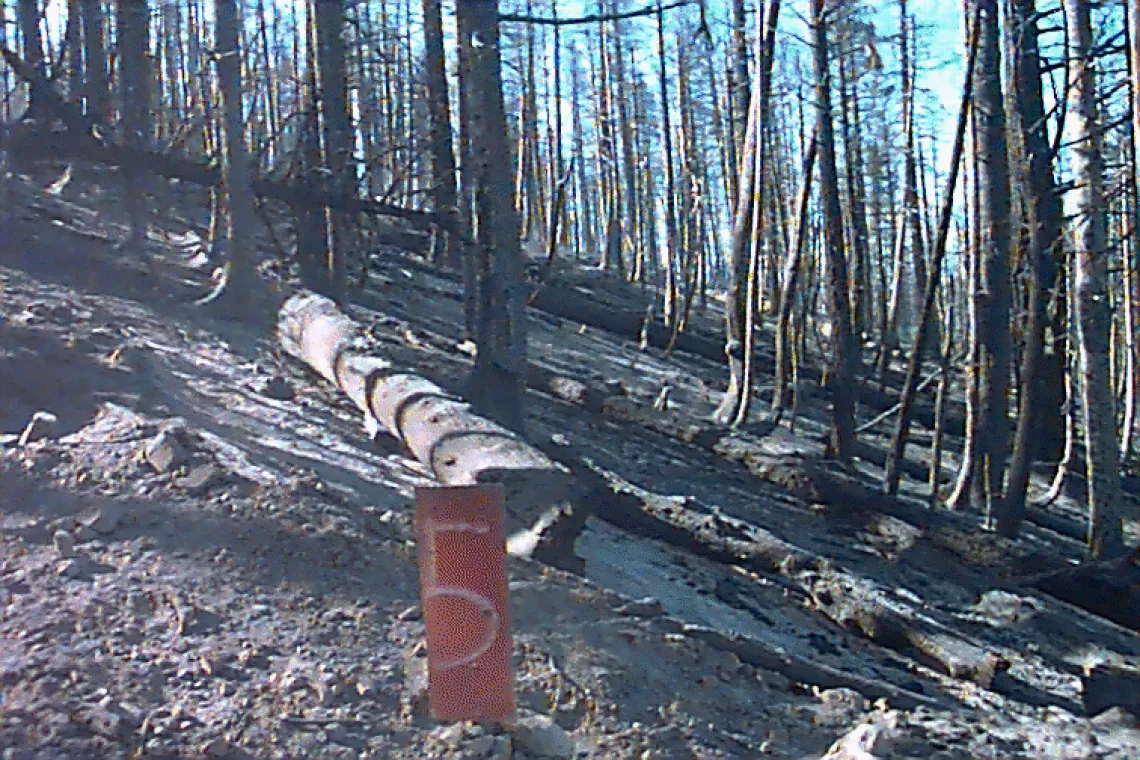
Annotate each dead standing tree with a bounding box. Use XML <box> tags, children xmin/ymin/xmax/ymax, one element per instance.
<box><xmin>715</xmin><ymin>0</ymin><xmax>780</xmax><ymax>428</ymax></box>
<box><xmin>457</xmin><ymin>0</ymin><xmax>529</xmax><ymax>432</ymax></box>
<box><xmin>199</xmin><ymin>0</ymin><xmax>260</xmax><ymax>316</ymax></box>
<box><xmin>811</xmin><ymin>0</ymin><xmax>859</xmax><ymax>460</ymax></box>
<box><xmin>1065</xmin><ymin>0</ymin><xmax>1126</xmax><ymax>559</ymax></box>
<box><xmin>114</xmin><ymin>0</ymin><xmax>152</xmax><ymax>250</ymax></box>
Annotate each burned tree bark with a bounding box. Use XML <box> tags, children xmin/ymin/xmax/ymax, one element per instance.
<box><xmin>422</xmin><ymin>0</ymin><xmax>459</xmax><ymax>265</ymax></box>
<box><xmin>114</xmin><ymin>0</ymin><xmax>152</xmax><ymax>250</ymax></box>
<box><xmin>1064</xmin><ymin>0</ymin><xmax>1126</xmax><ymax>559</ymax></box>
<box><xmin>811</xmin><ymin>0</ymin><xmax>858</xmax><ymax>459</ymax></box>
<box><xmin>203</xmin><ymin>0</ymin><xmax>259</xmax><ymax>316</ymax></box>
<box><xmin>996</xmin><ymin>0</ymin><xmax>1065</xmax><ymax>535</ymax></box>
<box><xmin>972</xmin><ymin>0</ymin><xmax>1013</xmax><ymax>523</ymax></box>
<box><xmin>457</xmin><ymin>0</ymin><xmax>529</xmax><ymax>431</ymax></box>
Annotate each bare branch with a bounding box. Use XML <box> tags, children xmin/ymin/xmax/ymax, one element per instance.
<box><xmin>498</xmin><ymin>0</ymin><xmax>693</xmax><ymax>26</ymax></box>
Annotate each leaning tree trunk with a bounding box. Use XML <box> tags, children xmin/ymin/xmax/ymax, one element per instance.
<box><xmin>278</xmin><ymin>293</ymin><xmax>584</xmax><ymax>565</ymax></box>
<box><xmin>1065</xmin><ymin>0</ymin><xmax>1126</xmax><ymax>559</ymax></box>
<box><xmin>883</xmin><ymin>2</ymin><xmax>979</xmax><ymax>496</ymax></box>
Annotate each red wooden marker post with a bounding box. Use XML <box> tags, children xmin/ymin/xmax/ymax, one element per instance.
<box><xmin>414</xmin><ymin>484</ymin><xmax>515</xmax><ymax>723</ymax></box>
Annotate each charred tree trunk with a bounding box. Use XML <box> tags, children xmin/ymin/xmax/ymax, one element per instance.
<box><xmin>16</xmin><ymin>0</ymin><xmax>44</xmax><ymax>117</ymax></box>
<box><xmin>995</xmin><ymin>0</ymin><xmax>1065</xmax><ymax>535</ymax></box>
<box><xmin>314</xmin><ymin>0</ymin><xmax>352</xmax><ymax>302</ymax></box>
<box><xmin>205</xmin><ymin>0</ymin><xmax>259</xmax><ymax>317</ymax></box>
<box><xmin>972</xmin><ymin>0</ymin><xmax>1012</xmax><ymax>524</ymax></box>
<box><xmin>1065</xmin><ymin>0</ymin><xmax>1126</xmax><ymax>558</ymax></box>
<box><xmin>457</xmin><ymin>0</ymin><xmax>529</xmax><ymax>432</ymax></box>
<box><xmin>715</xmin><ymin>0</ymin><xmax>780</xmax><ymax>427</ymax></box>
<box><xmin>811</xmin><ymin>0</ymin><xmax>858</xmax><ymax>460</ymax></box>
<box><xmin>79</xmin><ymin>0</ymin><xmax>107</xmax><ymax>125</ymax></box>
<box><xmin>423</xmin><ymin>0</ymin><xmax>459</xmax><ymax>265</ymax></box>
<box><xmin>114</xmin><ymin>0</ymin><xmax>152</xmax><ymax>250</ymax></box>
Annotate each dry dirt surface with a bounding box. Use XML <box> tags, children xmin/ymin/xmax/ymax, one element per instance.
<box><xmin>0</xmin><ymin>170</ymin><xmax>1138</xmax><ymax>759</ymax></box>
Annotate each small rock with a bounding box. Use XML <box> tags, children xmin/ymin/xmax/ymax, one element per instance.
<box><xmin>821</xmin><ymin>712</ymin><xmax>899</xmax><ymax>760</ymax></box>
<box><xmin>77</xmin><ymin>704</ymin><xmax>125</xmax><ymax>739</ymax></box>
<box><xmin>488</xmin><ymin>735</ymin><xmax>512</xmax><ymax>760</ymax></box>
<box><xmin>56</xmin><ymin>559</ymin><xmax>85</xmax><ymax>579</ymax></box>
<box><xmin>975</xmin><ymin>589</ymin><xmax>1039</xmax><ymax>625</ymax></box>
<box><xmin>175</xmin><ymin>463</ymin><xmax>220</xmax><ymax>493</ymax></box>
<box><xmin>467</xmin><ymin>734</ymin><xmax>496</xmax><ymax>756</ymax></box>
<box><xmin>52</xmin><ymin>529</ymin><xmax>77</xmax><ymax>558</ymax></box>
<box><xmin>260</xmin><ymin>376</ymin><xmax>294</xmax><ymax>401</ymax></box>
<box><xmin>84</xmin><ymin>503</ymin><xmax>127</xmax><ymax>534</ymax></box>
<box><xmin>74</xmin><ymin>523</ymin><xmax>99</xmax><ymax>542</ymax></box>
<box><xmin>1090</xmin><ymin>705</ymin><xmax>1140</xmax><ymax>728</ymax></box>
<box><xmin>146</xmin><ymin>430</ymin><xmax>187</xmax><ymax>474</ymax></box>
<box><xmin>201</xmin><ymin>737</ymin><xmax>243</xmax><ymax>758</ymax></box>
<box><xmin>432</xmin><ymin>722</ymin><xmax>467</xmax><ymax>745</ymax></box>
<box><xmin>616</xmin><ymin>597</ymin><xmax>664</xmax><ymax>618</ymax></box>
<box><xmin>127</xmin><ymin>591</ymin><xmax>151</xmax><ymax>616</ymax></box>
<box><xmin>508</xmin><ymin>712</ymin><xmax>576</xmax><ymax>759</ymax></box>
<box><xmin>814</xmin><ymin>688</ymin><xmax>870</xmax><ymax>727</ymax></box>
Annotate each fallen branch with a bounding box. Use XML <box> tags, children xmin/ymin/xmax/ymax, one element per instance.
<box><xmin>0</xmin><ymin>46</ymin><xmax>449</xmax><ymax>232</ymax></box>
<box><xmin>277</xmin><ymin>292</ymin><xmax>587</xmax><ymax>566</ymax></box>
<box><xmin>499</xmin><ymin>0</ymin><xmax>693</xmax><ymax>25</ymax></box>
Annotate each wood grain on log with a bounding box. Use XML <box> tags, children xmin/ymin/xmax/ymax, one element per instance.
<box><xmin>537</xmin><ymin>438</ymin><xmax>1005</xmax><ymax>693</ymax></box>
<box><xmin>277</xmin><ymin>292</ymin><xmax>584</xmax><ymax>564</ymax></box>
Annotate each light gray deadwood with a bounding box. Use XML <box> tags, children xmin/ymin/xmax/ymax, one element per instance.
<box><xmin>278</xmin><ymin>292</ymin><xmax>582</xmax><ymax>560</ymax></box>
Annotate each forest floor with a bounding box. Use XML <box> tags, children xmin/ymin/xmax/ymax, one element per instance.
<box><xmin>0</xmin><ymin>167</ymin><xmax>1138</xmax><ymax>759</ymax></box>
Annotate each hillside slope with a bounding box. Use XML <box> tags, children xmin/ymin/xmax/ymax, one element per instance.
<box><xmin>0</xmin><ymin>170</ymin><xmax>1137</xmax><ymax>759</ymax></box>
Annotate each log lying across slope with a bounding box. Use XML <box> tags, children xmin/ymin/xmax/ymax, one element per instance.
<box><xmin>277</xmin><ymin>292</ymin><xmax>587</xmax><ymax>564</ymax></box>
<box><xmin>386</xmin><ymin>253</ymin><xmax>965</xmax><ymax>434</ymax></box>
<box><xmin>535</xmin><ymin>437</ymin><xmax>1006</xmax><ymax>696</ymax></box>
<box><xmin>0</xmin><ymin>46</ymin><xmax>443</xmax><ymax>230</ymax></box>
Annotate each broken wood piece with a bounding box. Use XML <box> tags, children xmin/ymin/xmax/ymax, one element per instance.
<box><xmin>1031</xmin><ymin>552</ymin><xmax>1140</xmax><ymax>631</ymax></box>
<box><xmin>538</xmin><ymin>440</ymin><xmax>1002</xmax><ymax>693</ymax></box>
<box><xmin>678</xmin><ymin>624</ymin><xmax>938</xmax><ymax>711</ymax></box>
<box><xmin>806</xmin><ymin>570</ymin><xmax>1007</xmax><ymax>688</ymax></box>
<box><xmin>277</xmin><ymin>292</ymin><xmax>584</xmax><ymax>564</ymax></box>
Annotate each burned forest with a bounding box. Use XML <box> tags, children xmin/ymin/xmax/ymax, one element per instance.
<box><xmin>0</xmin><ymin>0</ymin><xmax>1139</xmax><ymax>758</ymax></box>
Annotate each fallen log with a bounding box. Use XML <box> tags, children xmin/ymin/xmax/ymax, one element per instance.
<box><xmin>677</xmin><ymin>625</ymin><xmax>941</xmax><ymax>710</ymax></box>
<box><xmin>531</xmin><ymin>374</ymin><xmax>944</xmax><ymax>525</ymax></box>
<box><xmin>384</xmin><ymin>252</ymin><xmax>970</xmax><ymax>435</ymax></box>
<box><xmin>805</xmin><ymin>570</ymin><xmax>1008</xmax><ymax>688</ymax></box>
<box><xmin>277</xmin><ymin>292</ymin><xmax>587</xmax><ymax>566</ymax></box>
<box><xmin>534</xmin><ymin>435</ymin><xmax>1007</xmax><ymax>693</ymax></box>
<box><xmin>0</xmin><ymin>47</ymin><xmax>447</xmax><ymax>231</ymax></box>
<box><xmin>1031</xmin><ymin>553</ymin><xmax>1140</xmax><ymax>631</ymax></box>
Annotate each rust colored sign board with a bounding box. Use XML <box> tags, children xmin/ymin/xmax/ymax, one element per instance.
<box><xmin>414</xmin><ymin>484</ymin><xmax>515</xmax><ymax>723</ymax></box>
